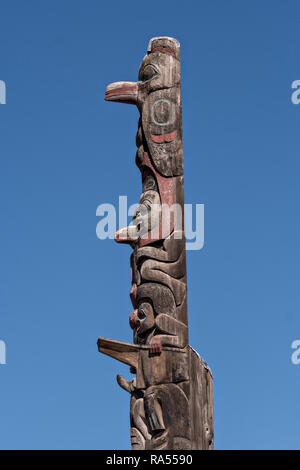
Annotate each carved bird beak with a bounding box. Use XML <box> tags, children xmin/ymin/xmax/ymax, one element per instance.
<box><xmin>114</xmin><ymin>225</ymin><xmax>138</xmax><ymax>244</ymax></box>
<box><xmin>105</xmin><ymin>81</ymin><xmax>138</xmax><ymax>105</ymax></box>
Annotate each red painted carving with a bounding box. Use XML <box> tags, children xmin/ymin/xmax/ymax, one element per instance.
<box><xmin>138</xmin><ymin>152</ymin><xmax>175</xmax><ymax>247</ymax></box>
<box><xmin>129</xmin><ymin>309</ymin><xmax>138</xmax><ymax>330</ymax></box>
<box><xmin>150</xmin><ymin>130</ymin><xmax>177</xmax><ymax>143</ymax></box>
<box><xmin>151</xmin><ymin>46</ymin><xmax>175</xmax><ymax>56</ymax></box>
<box><xmin>105</xmin><ymin>83</ymin><xmax>138</xmax><ymax>104</ymax></box>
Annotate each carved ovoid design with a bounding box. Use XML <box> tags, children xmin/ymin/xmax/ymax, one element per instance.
<box><xmin>98</xmin><ymin>37</ymin><xmax>214</xmax><ymax>450</ymax></box>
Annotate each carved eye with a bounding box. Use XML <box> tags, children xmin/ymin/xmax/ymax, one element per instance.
<box><xmin>138</xmin><ymin>309</ymin><xmax>146</xmax><ymax>320</ymax></box>
<box><xmin>139</xmin><ymin>64</ymin><xmax>158</xmax><ymax>82</ymax></box>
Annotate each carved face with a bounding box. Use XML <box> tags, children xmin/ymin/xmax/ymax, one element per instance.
<box><xmin>137</xmin><ymin>49</ymin><xmax>180</xmax><ymax>99</ymax></box>
<box><xmin>105</xmin><ymin>37</ymin><xmax>180</xmax><ymax>104</ymax></box>
<box><xmin>114</xmin><ymin>190</ymin><xmax>161</xmax><ymax>245</ymax></box>
<box><xmin>105</xmin><ymin>38</ymin><xmax>182</xmax><ymax>177</ymax></box>
<box><xmin>107</xmin><ymin>37</ymin><xmax>183</xmax><ymax>246</ymax></box>
<box><xmin>133</xmin><ymin>190</ymin><xmax>161</xmax><ymax>241</ymax></box>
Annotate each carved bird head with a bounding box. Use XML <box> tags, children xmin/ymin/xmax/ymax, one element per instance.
<box><xmin>104</xmin><ymin>37</ymin><xmax>183</xmax><ymax>178</ymax></box>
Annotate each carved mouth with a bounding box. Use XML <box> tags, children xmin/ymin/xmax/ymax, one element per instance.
<box><xmin>150</xmin><ymin>130</ymin><xmax>177</xmax><ymax>143</ymax></box>
<box><xmin>105</xmin><ymin>81</ymin><xmax>138</xmax><ymax>104</ymax></box>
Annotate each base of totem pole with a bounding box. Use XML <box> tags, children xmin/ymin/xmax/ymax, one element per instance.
<box><xmin>98</xmin><ymin>337</ymin><xmax>214</xmax><ymax>450</ymax></box>
<box><xmin>188</xmin><ymin>347</ymin><xmax>214</xmax><ymax>450</ymax></box>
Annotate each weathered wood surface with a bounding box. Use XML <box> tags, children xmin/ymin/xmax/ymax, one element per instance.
<box><xmin>189</xmin><ymin>348</ymin><xmax>214</xmax><ymax>450</ymax></box>
<box><xmin>98</xmin><ymin>36</ymin><xmax>214</xmax><ymax>450</ymax></box>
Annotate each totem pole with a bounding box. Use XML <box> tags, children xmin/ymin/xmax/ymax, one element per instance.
<box><xmin>98</xmin><ymin>37</ymin><xmax>213</xmax><ymax>450</ymax></box>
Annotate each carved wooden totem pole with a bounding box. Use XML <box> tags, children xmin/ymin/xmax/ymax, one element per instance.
<box><xmin>98</xmin><ymin>37</ymin><xmax>213</xmax><ymax>450</ymax></box>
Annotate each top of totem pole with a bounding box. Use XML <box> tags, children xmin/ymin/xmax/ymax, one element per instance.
<box><xmin>147</xmin><ymin>37</ymin><xmax>180</xmax><ymax>60</ymax></box>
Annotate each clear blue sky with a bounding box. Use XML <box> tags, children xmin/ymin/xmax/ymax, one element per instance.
<box><xmin>1</xmin><ymin>0</ymin><xmax>300</xmax><ymax>450</ymax></box>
